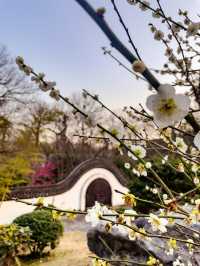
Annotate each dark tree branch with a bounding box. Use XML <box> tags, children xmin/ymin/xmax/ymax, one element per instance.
<box><xmin>74</xmin><ymin>0</ymin><xmax>200</xmax><ymax>132</ymax></box>
<box><xmin>74</xmin><ymin>0</ymin><xmax>160</xmax><ymax>89</ymax></box>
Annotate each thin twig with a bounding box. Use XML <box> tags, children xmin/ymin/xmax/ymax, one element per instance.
<box><xmin>110</xmin><ymin>0</ymin><xmax>142</xmax><ymax>60</ymax></box>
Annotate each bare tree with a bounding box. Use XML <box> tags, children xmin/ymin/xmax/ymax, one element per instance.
<box><xmin>0</xmin><ymin>45</ymin><xmax>36</xmax><ymax>107</ymax></box>
<box><xmin>19</xmin><ymin>101</ymin><xmax>63</xmax><ymax>147</ymax></box>
<box><xmin>70</xmin><ymin>92</ymin><xmax>103</xmax><ymax>137</ymax></box>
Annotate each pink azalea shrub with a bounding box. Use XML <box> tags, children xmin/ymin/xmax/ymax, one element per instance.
<box><xmin>31</xmin><ymin>161</ymin><xmax>57</xmax><ymax>186</ymax></box>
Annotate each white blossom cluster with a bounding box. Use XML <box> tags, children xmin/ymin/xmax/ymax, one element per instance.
<box><xmin>85</xmin><ymin>199</ymin><xmax>199</xmax><ymax>265</ymax></box>
<box><xmin>16</xmin><ymin>56</ymin><xmax>60</xmax><ymax>101</ymax></box>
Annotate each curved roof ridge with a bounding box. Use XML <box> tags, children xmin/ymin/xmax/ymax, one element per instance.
<box><xmin>9</xmin><ymin>158</ymin><xmax>128</xmax><ymax>200</ymax></box>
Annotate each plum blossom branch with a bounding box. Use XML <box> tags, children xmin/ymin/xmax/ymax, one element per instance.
<box><xmin>74</xmin><ymin>0</ymin><xmax>200</xmax><ymax>132</ymax></box>
<box><xmin>102</xmin><ymin>47</ymin><xmax>147</xmax><ymax>82</ymax></box>
<box><xmin>13</xmin><ymin>197</ymin><xmax>186</xmax><ymax>220</ymax></box>
<box><xmin>127</xmin><ymin>0</ymin><xmax>200</xmax><ymax>37</ymax></box>
<box><xmin>110</xmin><ymin>0</ymin><xmax>142</xmax><ymax>60</ymax></box>
<box><xmin>74</xmin><ymin>0</ymin><xmax>160</xmax><ymax>89</ymax></box>
<box><xmin>89</xmin><ymin>255</ymin><xmax>148</xmax><ymax>266</ymax></box>
<box><xmin>100</xmin><ymin>216</ymin><xmax>200</xmax><ymax>247</ymax></box>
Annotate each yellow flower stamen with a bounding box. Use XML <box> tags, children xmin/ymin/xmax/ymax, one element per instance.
<box><xmin>158</xmin><ymin>98</ymin><xmax>177</xmax><ymax>116</ymax></box>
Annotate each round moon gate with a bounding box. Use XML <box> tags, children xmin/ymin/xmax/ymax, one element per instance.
<box><xmin>86</xmin><ymin>178</ymin><xmax>112</xmax><ymax>208</ymax></box>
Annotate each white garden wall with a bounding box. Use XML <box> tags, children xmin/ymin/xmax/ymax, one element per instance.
<box><xmin>0</xmin><ymin>168</ymin><xmax>128</xmax><ymax>224</ymax></box>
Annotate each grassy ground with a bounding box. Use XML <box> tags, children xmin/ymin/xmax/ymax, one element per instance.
<box><xmin>22</xmin><ymin>231</ymin><xmax>91</xmax><ymax>266</ymax></box>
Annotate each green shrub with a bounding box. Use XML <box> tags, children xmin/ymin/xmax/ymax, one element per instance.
<box><xmin>0</xmin><ymin>224</ymin><xmax>31</xmax><ymax>266</ymax></box>
<box><xmin>13</xmin><ymin>209</ymin><xmax>63</xmax><ymax>257</ymax></box>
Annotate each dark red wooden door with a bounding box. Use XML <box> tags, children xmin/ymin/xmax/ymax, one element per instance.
<box><xmin>86</xmin><ymin>178</ymin><xmax>112</xmax><ymax>208</ymax></box>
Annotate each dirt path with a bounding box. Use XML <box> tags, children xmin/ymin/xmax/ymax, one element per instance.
<box><xmin>22</xmin><ymin>231</ymin><xmax>92</xmax><ymax>266</ymax></box>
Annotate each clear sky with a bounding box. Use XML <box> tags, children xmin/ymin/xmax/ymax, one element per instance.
<box><xmin>0</xmin><ymin>0</ymin><xmax>199</xmax><ymax>108</ymax></box>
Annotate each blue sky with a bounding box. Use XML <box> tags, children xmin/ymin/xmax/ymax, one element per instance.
<box><xmin>0</xmin><ymin>0</ymin><xmax>199</xmax><ymax>108</ymax></box>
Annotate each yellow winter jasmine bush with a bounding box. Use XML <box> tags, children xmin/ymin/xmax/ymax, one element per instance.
<box><xmin>36</xmin><ymin>197</ymin><xmax>44</xmax><ymax>207</ymax></box>
<box><xmin>0</xmin><ymin>223</ymin><xmax>31</xmax><ymax>266</ymax></box>
<box><xmin>0</xmin><ymin>155</ymin><xmax>32</xmax><ymax>200</ymax></box>
<box><xmin>52</xmin><ymin>210</ymin><xmax>61</xmax><ymax>221</ymax></box>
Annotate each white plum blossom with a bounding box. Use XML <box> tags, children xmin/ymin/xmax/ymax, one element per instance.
<box><xmin>23</xmin><ymin>65</ymin><xmax>33</xmax><ymax>75</ymax></box>
<box><xmin>194</xmin><ymin>131</ymin><xmax>200</xmax><ymax>150</ymax></box>
<box><xmin>171</xmin><ymin>22</ymin><xmax>183</xmax><ymax>33</ymax></box>
<box><xmin>16</xmin><ymin>56</ymin><xmax>24</xmax><ymax>66</ymax></box>
<box><xmin>124</xmin><ymin>162</ymin><xmax>131</xmax><ymax>169</ymax></box>
<box><xmin>139</xmin><ymin>1</ymin><xmax>149</xmax><ymax>11</ymax></box>
<box><xmin>163</xmin><ymin>194</ymin><xmax>168</xmax><ymax>200</ymax></box>
<box><xmin>112</xmin><ymin>214</ymin><xmax>129</xmax><ymax>235</ymax></box>
<box><xmin>192</xmin><ymin>148</ymin><xmax>199</xmax><ymax>159</ymax></box>
<box><xmin>154</xmin><ymin>30</ymin><xmax>164</xmax><ymax>41</ymax></box>
<box><xmin>152</xmin><ymin>188</ymin><xmax>158</xmax><ymax>194</ymax></box>
<box><xmin>124</xmin><ymin>209</ymin><xmax>137</xmax><ymax>225</ymax></box>
<box><xmin>146</xmin><ymin>84</ymin><xmax>190</xmax><ymax>128</ymax></box>
<box><xmin>162</xmin><ymin>155</ymin><xmax>168</xmax><ymax>164</ymax></box>
<box><xmin>132</xmin><ymin>163</ymin><xmax>147</xmax><ymax>176</ymax></box>
<box><xmin>39</xmin><ymin>83</ymin><xmax>49</xmax><ymax>92</ymax></box>
<box><xmin>186</xmin><ymin>22</ymin><xmax>200</xmax><ymax>37</ymax></box>
<box><xmin>85</xmin><ymin>116</ymin><xmax>96</xmax><ymax>128</ymax></box>
<box><xmin>190</xmin><ymin>199</ymin><xmax>195</xmax><ymax>205</ymax></box>
<box><xmin>173</xmin><ymin>257</ymin><xmax>185</xmax><ymax>266</ymax></box>
<box><xmin>152</xmin><ymin>8</ymin><xmax>161</xmax><ymax>19</ymax></box>
<box><xmin>166</xmin><ymin>238</ymin><xmax>177</xmax><ymax>256</ymax></box>
<box><xmin>195</xmin><ymin>199</ymin><xmax>200</xmax><ymax>206</ymax></box>
<box><xmin>148</xmin><ymin>213</ymin><xmax>168</xmax><ymax>233</ymax></box>
<box><xmin>176</xmin><ymin>163</ymin><xmax>185</xmax><ymax>173</ymax></box>
<box><xmin>128</xmin><ymin>145</ymin><xmax>146</xmax><ymax>160</ymax></box>
<box><xmin>132</xmin><ymin>168</ymin><xmax>140</xmax><ymax>176</ymax></box>
<box><xmin>16</xmin><ymin>56</ymin><xmax>33</xmax><ymax>75</ymax></box>
<box><xmin>193</xmin><ymin>177</ymin><xmax>199</xmax><ymax>185</ymax></box>
<box><xmin>145</xmin><ymin>162</ymin><xmax>152</xmax><ymax>169</ymax></box>
<box><xmin>152</xmin><ymin>12</ymin><xmax>160</xmax><ymax>19</ymax></box>
<box><xmin>85</xmin><ymin>202</ymin><xmax>110</xmax><ymax>227</ymax></box>
<box><xmin>85</xmin><ymin>202</ymin><xmax>102</xmax><ymax>227</ymax></box>
<box><xmin>49</xmin><ymin>89</ymin><xmax>60</xmax><ymax>101</ymax></box>
<box><xmin>191</xmin><ymin>163</ymin><xmax>199</xmax><ymax>173</ymax></box>
<box><xmin>186</xmin><ymin>239</ymin><xmax>194</xmax><ymax>255</ymax></box>
<box><xmin>165</xmin><ymin>47</ymin><xmax>173</xmax><ymax>57</ymax></box>
<box><xmin>46</xmin><ymin>81</ymin><xmax>57</xmax><ymax>90</ymax></box>
<box><xmin>31</xmin><ymin>72</ymin><xmax>45</xmax><ymax>83</ymax></box>
<box><xmin>174</xmin><ymin>137</ymin><xmax>188</xmax><ymax>153</ymax></box>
